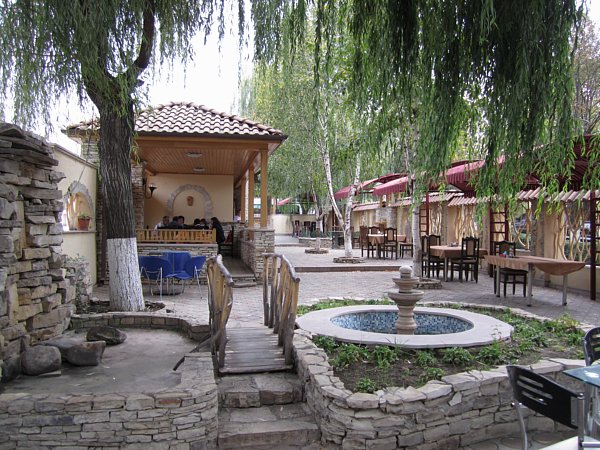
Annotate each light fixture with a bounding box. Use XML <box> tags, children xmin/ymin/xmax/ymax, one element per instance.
<box><xmin>186</xmin><ymin>152</ymin><xmax>203</xmax><ymax>158</ymax></box>
<box><xmin>143</xmin><ymin>178</ymin><xmax>156</xmax><ymax>198</ymax></box>
<box><xmin>192</xmin><ymin>167</ymin><xmax>206</xmax><ymax>173</ymax></box>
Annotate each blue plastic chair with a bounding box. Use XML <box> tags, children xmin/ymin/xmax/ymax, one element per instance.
<box><xmin>174</xmin><ymin>255</ymin><xmax>207</xmax><ymax>294</ymax></box>
<box><xmin>138</xmin><ymin>256</ymin><xmax>175</xmax><ymax>298</ymax></box>
<box><xmin>162</xmin><ymin>252</ymin><xmax>191</xmax><ymax>294</ymax></box>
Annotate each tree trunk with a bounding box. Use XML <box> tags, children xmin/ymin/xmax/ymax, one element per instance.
<box><xmin>98</xmin><ymin>105</ymin><xmax>145</xmax><ymax>312</ymax></box>
<box><xmin>412</xmin><ymin>201</ymin><xmax>422</xmax><ymax>278</ymax></box>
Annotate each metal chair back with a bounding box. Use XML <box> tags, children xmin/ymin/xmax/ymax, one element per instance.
<box><xmin>584</xmin><ymin>327</ymin><xmax>600</xmax><ymax>366</ymax></box>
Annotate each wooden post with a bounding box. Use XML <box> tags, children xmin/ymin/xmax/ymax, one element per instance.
<box><xmin>261</xmin><ymin>149</ymin><xmax>268</xmax><ymax>228</ymax></box>
<box><xmin>248</xmin><ymin>166</ymin><xmax>255</xmax><ymax>228</ymax></box>
<box><xmin>240</xmin><ymin>173</ymin><xmax>247</xmax><ymax>225</ymax></box>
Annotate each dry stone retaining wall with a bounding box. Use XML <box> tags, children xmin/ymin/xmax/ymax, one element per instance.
<box><xmin>0</xmin><ymin>123</ymin><xmax>74</xmax><ymax>382</ymax></box>
<box><xmin>293</xmin><ymin>329</ymin><xmax>583</xmax><ymax>449</ymax></box>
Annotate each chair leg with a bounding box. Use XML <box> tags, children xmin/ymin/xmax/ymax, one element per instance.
<box><xmin>513</xmin><ymin>402</ymin><xmax>530</xmax><ymax>450</ymax></box>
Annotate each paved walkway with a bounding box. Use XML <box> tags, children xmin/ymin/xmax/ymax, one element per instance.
<box><xmin>92</xmin><ymin>239</ymin><xmax>598</xmax><ymax>449</ymax></box>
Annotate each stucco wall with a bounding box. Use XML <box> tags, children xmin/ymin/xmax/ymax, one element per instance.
<box><xmin>53</xmin><ymin>147</ymin><xmax>98</xmax><ymax>285</ymax></box>
<box><xmin>143</xmin><ymin>174</ymin><xmax>233</xmax><ymax>228</ymax></box>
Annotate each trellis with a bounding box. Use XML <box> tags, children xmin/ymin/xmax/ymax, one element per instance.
<box><xmin>556</xmin><ymin>200</ymin><xmax>593</xmax><ymax>263</ymax></box>
<box><xmin>453</xmin><ymin>205</ymin><xmax>480</xmax><ymax>241</ymax></box>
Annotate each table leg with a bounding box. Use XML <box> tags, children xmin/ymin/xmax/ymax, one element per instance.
<box><xmin>496</xmin><ymin>264</ymin><xmax>501</xmax><ymax>297</ymax></box>
<box><xmin>527</xmin><ymin>264</ymin><xmax>533</xmax><ymax>307</ymax></box>
<box><xmin>562</xmin><ymin>274</ymin><xmax>568</xmax><ymax>306</ymax></box>
<box><xmin>444</xmin><ymin>257</ymin><xmax>449</xmax><ymax>282</ymax></box>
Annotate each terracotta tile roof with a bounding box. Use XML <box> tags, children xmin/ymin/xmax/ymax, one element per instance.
<box><xmin>65</xmin><ymin>102</ymin><xmax>285</xmax><ymax>139</ymax></box>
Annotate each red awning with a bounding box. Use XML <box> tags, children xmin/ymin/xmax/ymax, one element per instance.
<box><xmin>277</xmin><ymin>197</ymin><xmax>292</xmax><ymax>206</ymax></box>
<box><xmin>333</xmin><ymin>177</ymin><xmax>379</xmax><ymax>200</ymax></box>
<box><xmin>444</xmin><ymin>160</ymin><xmax>484</xmax><ymax>190</ymax></box>
<box><xmin>372</xmin><ymin>176</ymin><xmax>410</xmax><ymax>197</ymax></box>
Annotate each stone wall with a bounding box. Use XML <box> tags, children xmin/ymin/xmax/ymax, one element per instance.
<box><xmin>293</xmin><ymin>329</ymin><xmax>583</xmax><ymax>449</ymax></box>
<box><xmin>0</xmin><ymin>350</ymin><xmax>217</xmax><ymax>448</ymax></box>
<box><xmin>298</xmin><ymin>237</ymin><xmax>333</xmax><ymax>249</ymax></box>
<box><xmin>0</xmin><ymin>124</ymin><xmax>74</xmax><ymax>382</ymax></box>
<box><xmin>240</xmin><ymin>228</ymin><xmax>275</xmax><ymax>280</ymax></box>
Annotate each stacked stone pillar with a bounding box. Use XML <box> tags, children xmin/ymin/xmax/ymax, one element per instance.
<box><xmin>0</xmin><ymin>123</ymin><xmax>74</xmax><ymax>382</ymax></box>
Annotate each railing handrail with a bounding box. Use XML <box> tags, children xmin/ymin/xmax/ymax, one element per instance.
<box><xmin>136</xmin><ymin>228</ymin><xmax>216</xmax><ymax>243</ymax></box>
<box><xmin>206</xmin><ymin>255</ymin><xmax>235</xmax><ymax>369</ymax></box>
<box><xmin>262</xmin><ymin>252</ymin><xmax>300</xmax><ymax>365</ymax></box>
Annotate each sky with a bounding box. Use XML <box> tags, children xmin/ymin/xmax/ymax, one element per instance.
<box><xmin>16</xmin><ymin>2</ymin><xmax>600</xmax><ymax>153</ymax></box>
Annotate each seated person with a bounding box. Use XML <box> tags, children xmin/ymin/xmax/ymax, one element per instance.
<box><xmin>155</xmin><ymin>215</ymin><xmax>170</xmax><ymax>229</ymax></box>
<box><xmin>193</xmin><ymin>218</ymin><xmax>210</xmax><ymax>229</ymax></box>
<box><xmin>166</xmin><ymin>215</ymin><xmax>183</xmax><ymax>229</ymax></box>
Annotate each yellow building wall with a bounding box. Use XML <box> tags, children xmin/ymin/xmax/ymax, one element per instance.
<box><xmin>53</xmin><ymin>147</ymin><xmax>98</xmax><ymax>285</ymax></box>
<box><xmin>143</xmin><ymin>174</ymin><xmax>233</xmax><ymax>228</ymax></box>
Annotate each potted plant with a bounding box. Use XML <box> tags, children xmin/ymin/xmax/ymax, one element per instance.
<box><xmin>77</xmin><ymin>213</ymin><xmax>92</xmax><ymax>231</ymax></box>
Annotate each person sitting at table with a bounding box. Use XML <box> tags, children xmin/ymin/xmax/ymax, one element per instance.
<box><xmin>177</xmin><ymin>215</ymin><xmax>187</xmax><ymax>228</ymax></box>
<box><xmin>193</xmin><ymin>218</ymin><xmax>209</xmax><ymax>229</ymax></box>
<box><xmin>155</xmin><ymin>215</ymin><xmax>170</xmax><ymax>229</ymax></box>
<box><xmin>166</xmin><ymin>215</ymin><xmax>182</xmax><ymax>229</ymax></box>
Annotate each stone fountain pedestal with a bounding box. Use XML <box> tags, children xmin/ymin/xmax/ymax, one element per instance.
<box><xmin>388</xmin><ymin>266</ymin><xmax>425</xmax><ymax>334</ymax></box>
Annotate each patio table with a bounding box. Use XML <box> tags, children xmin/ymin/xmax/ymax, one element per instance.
<box><xmin>368</xmin><ymin>234</ymin><xmax>385</xmax><ymax>259</ymax></box>
<box><xmin>429</xmin><ymin>245</ymin><xmax>488</xmax><ymax>282</ymax></box>
<box><xmin>484</xmin><ymin>255</ymin><xmax>585</xmax><ymax>306</ymax></box>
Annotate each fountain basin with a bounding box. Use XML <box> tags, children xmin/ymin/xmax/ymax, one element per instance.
<box><xmin>296</xmin><ymin>305</ymin><xmax>513</xmax><ymax>348</ymax></box>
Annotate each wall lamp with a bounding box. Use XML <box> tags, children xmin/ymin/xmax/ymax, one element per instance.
<box><xmin>143</xmin><ymin>178</ymin><xmax>157</xmax><ymax>199</ymax></box>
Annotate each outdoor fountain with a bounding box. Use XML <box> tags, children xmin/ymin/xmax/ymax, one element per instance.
<box><xmin>388</xmin><ymin>266</ymin><xmax>423</xmax><ymax>334</ymax></box>
<box><xmin>296</xmin><ymin>266</ymin><xmax>513</xmax><ymax>348</ymax></box>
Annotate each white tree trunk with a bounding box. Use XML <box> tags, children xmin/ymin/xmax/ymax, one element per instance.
<box><xmin>108</xmin><ymin>238</ymin><xmax>145</xmax><ymax>311</ymax></box>
<box><xmin>412</xmin><ymin>202</ymin><xmax>422</xmax><ymax>278</ymax></box>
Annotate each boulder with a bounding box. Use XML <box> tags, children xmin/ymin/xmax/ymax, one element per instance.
<box><xmin>1</xmin><ymin>355</ymin><xmax>21</xmax><ymax>382</ymax></box>
<box><xmin>64</xmin><ymin>341</ymin><xmax>106</xmax><ymax>366</ymax></box>
<box><xmin>86</xmin><ymin>326</ymin><xmax>127</xmax><ymax>345</ymax></box>
<box><xmin>21</xmin><ymin>346</ymin><xmax>61</xmax><ymax>375</ymax></box>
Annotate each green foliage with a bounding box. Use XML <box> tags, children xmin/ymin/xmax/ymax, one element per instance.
<box><xmin>313</xmin><ymin>335</ymin><xmax>337</xmax><ymax>354</ymax></box>
<box><xmin>420</xmin><ymin>367</ymin><xmax>445</xmax><ymax>384</ymax></box>
<box><xmin>370</xmin><ymin>346</ymin><xmax>398</xmax><ymax>369</ymax></box>
<box><xmin>355</xmin><ymin>377</ymin><xmax>378</xmax><ymax>394</ymax></box>
<box><xmin>415</xmin><ymin>350</ymin><xmax>438</xmax><ymax>368</ymax></box>
<box><xmin>477</xmin><ymin>340</ymin><xmax>512</xmax><ymax>366</ymax></box>
<box><xmin>442</xmin><ymin>348</ymin><xmax>474</xmax><ymax>366</ymax></box>
<box><xmin>332</xmin><ymin>343</ymin><xmax>369</xmax><ymax>369</ymax></box>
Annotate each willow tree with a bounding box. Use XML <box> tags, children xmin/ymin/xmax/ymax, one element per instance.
<box><xmin>252</xmin><ymin>0</ymin><xmax>589</xmax><ymax>198</ymax></box>
<box><xmin>0</xmin><ymin>0</ymin><xmax>229</xmax><ymax>311</ymax></box>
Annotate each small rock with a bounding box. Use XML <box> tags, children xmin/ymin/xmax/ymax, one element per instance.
<box><xmin>1</xmin><ymin>355</ymin><xmax>22</xmax><ymax>382</ymax></box>
<box><xmin>65</xmin><ymin>341</ymin><xmax>106</xmax><ymax>366</ymax></box>
<box><xmin>21</xmin><ymin>346</ymin><xmax>61</xmax><ymax>376</ymax></box>
<box><xmin>86</xmin><ymin>326</ymin><xmax>127</xmax><ymax>345</ymax></box>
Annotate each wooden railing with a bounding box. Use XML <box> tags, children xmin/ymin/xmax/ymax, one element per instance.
<box><xmin>206</xmin><ymin>255</ymin><xmax>234</xmax><ymax>369</ymax></box>
<box><xmin>262</xmin><ymin>253</ymin><xmax>300</xmax><ymax>365</ymax></box>
<box><xmin>136</xmin><ymin>228</ymin><xmax>215</xmax><ymax>243</ymax></box>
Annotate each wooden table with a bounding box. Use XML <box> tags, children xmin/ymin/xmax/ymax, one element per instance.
<box><xmin>429</xmin><ymin>245</ymin><xmax>488</xmax><ymax>281</ymax></box>
<box><xmin>484</xmin><ymin>255</ymin><xmax>586</xmax><ymax>306</ymax></box>
<box><xmin>368</xmin><ymin>234</ymin><xmax>385</xmax><ymax>258</ymax></box>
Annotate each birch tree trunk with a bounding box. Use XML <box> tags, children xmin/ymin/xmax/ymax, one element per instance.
<box><xmin>412</xmin><ymin>202</ymin><xmax>422</xmax><ymax>278</ymax></box>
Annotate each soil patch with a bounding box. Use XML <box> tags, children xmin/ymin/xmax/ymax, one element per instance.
<box><xmin>76</xmin><ymin>299</ymin><xmax>164</xmax><ymax>314</ymax></box>
<box><xmin>3</xmin><ymin>329</ymin><xmax>198</xmax><ymax>394</ymax></box>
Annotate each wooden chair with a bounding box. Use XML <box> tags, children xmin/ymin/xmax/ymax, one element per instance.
<box><xmin>383</xmin><ymin>227</ymin><xmax>398</xmax><ymax>259</ymax></box>
<box><xmin>449</xmin><ymin>237</ymin><xmax>480</xmax><ymax>282</ymax></box>
<box><xmin>398</xmin><ymin>235</ymin><xmax>413</xmax><ymax>258</ymax></box>
<box><xmin>359</xmin><ymin>226</ymin><xmax>375</xmax><ymax>258</ymax></box>
<box><xmin>506</xmin><ymin>365</ymin><xmax>589</xmax><ymax>450</ymax></box>
<box><xmin>424</xmin><ymin>234</ymin><xmax>444</xmax><ymax>279</ymax></box>
<box><xmin>492</xmin><ymin>240</ymin><xmax>527</xmax><ymax>296</ymax></box>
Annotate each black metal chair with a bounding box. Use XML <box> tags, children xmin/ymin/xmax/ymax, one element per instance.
<box><xmin>383</xmin><ymin>227</ymin><xmax>398</xmax><ymax>259</ymax></box>
<box><xmin>584</xmin><ymin>327</ymin><xmax>600</xmax><ymax>366</ymax></box>
<box><xmin>449</xmin><ymin>237</ymin><xmax>480</xmax><ymax>282</ymax></box>
<box><xmin>424</xmin><ymin>234</ymin><xmax>444</xmax><ymax>279</ymax></box>
<box><xmin>506</xmin><ymin>365</ymin><xmax>583</xmax><ymax>450</ymax></box>
<box><xmin>492</xmin><ymin>240</ymin><xmax>528</xmax><ymax>297</ymax></box>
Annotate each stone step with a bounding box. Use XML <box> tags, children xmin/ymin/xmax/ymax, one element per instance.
<box><xmin>232</xmin><ymin>280</ymin><xmax>257</xmax><ymax>288</ymax></box>
<box><xmin>218</xmin><ymin>372</ymin><xmax>303</xmax><ymax>408</ymax></box>
<box><xmin>217</xmin><ymin>403</ymin><xmax>321</xmax><ymax>449</ymax></box>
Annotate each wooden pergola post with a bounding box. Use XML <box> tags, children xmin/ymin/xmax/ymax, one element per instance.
<box><xmin>260</xmin><ymin>149</ymin><xmax>268</xmax><ymax>228</ymax></box>
<box><xmin>240</xmin><ymin>173</ymin><xmax>247</xmax><ymax>225</ymax></box>
<box><xmin>247</xmin><ymin>167</ymin><xmax>255</xmax><ymax>228</ymax></box>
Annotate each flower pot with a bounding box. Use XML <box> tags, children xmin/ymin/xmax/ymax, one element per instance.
<box><xmin>77</xmin><ymin>218</ymin><xmax>91</xmax><ymax>231</ymax></box>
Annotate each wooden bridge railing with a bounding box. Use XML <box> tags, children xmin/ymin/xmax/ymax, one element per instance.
<box><xmin>262</xmin><ymin>253</ymin><xmax>300</xmax><ymax>366</ymax></box>
<box><xmin>206</xmin><ymin>255</ymin><xmax>235</xmax><ymax>369</ymax></box>
<box><xmin>136</xmin><ymin>228</ymin><xmax>215</xmax><ymax>243</ymax></box>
